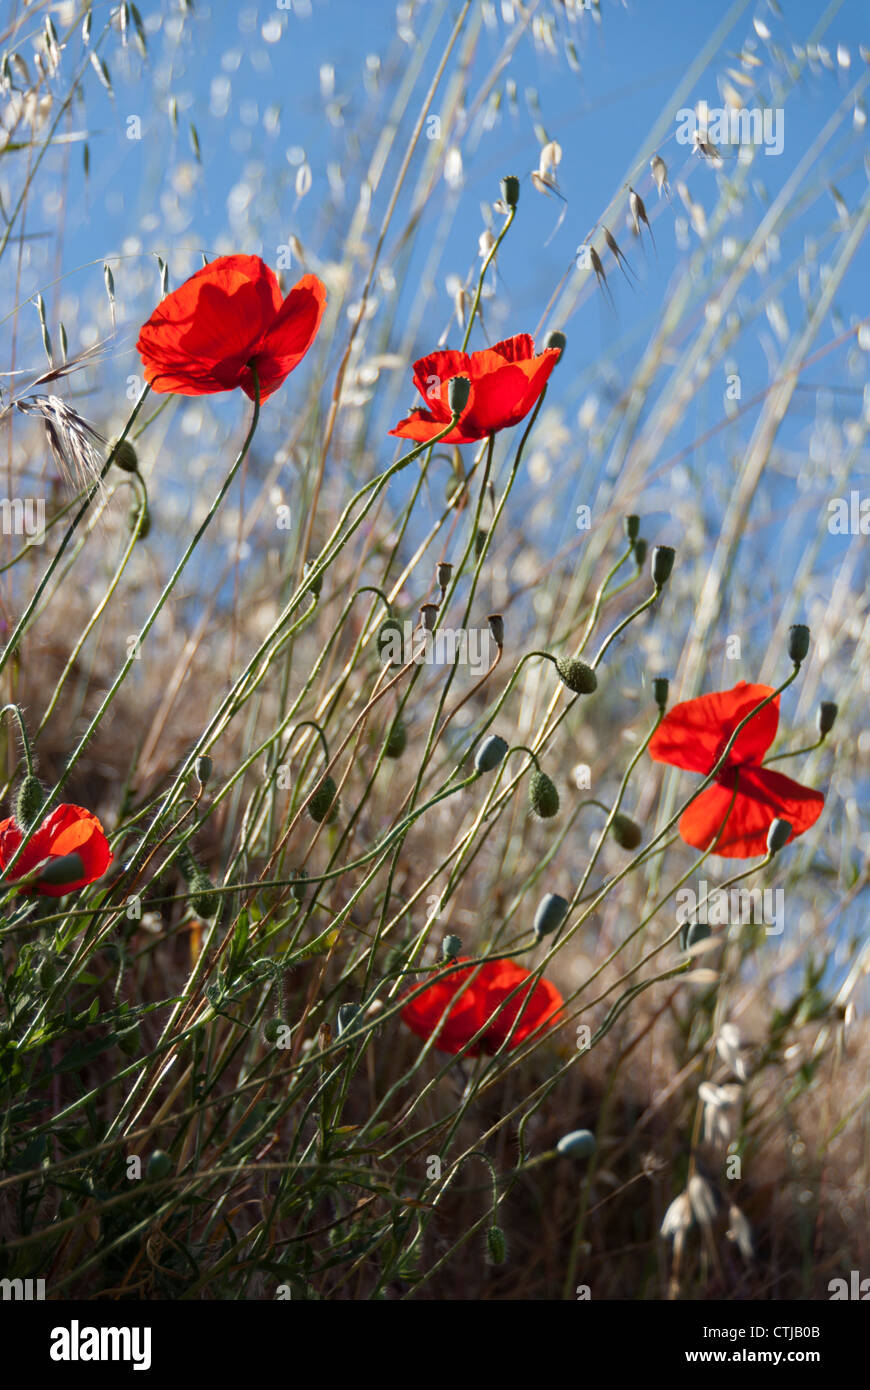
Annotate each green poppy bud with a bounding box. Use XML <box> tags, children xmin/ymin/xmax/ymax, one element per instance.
<box><xmin>632</xmin><ymin>537</ymin><xmax>647</xmax><ymax>568</ymax></box>
<box><xmin>448</xmin><ymin>375</ymin><xmax>470</xmax><ymax>416</ymax></box>
<box><xmin>624</xmin><ymin>515</ymin><xmax>640</xmax><ymax>542</ymax></box>
<box><xmin>15</xmin><ymin>774</ymin><xmax>45</xmax><ymax>829</ymax></box>
<box><xmin>309</xmin><ymin>776</ymin><xmax>339</xmax><ymax>824</ymax></box>
<box><xmin>130</xmin><ymin>500</ymin><xmax>150</xmax><ymax>539</ymax></box>
<box><xmin>488</xmin><ymin>613</ymin><xmax>504</xmax><ymax>647</ymax></box>
<box><xmin>556</xmin><ymin>1129</ymin><xmax>596</xmax><ymax>1159</ymax></box>
<box><xmin>555</xmin><ymin>658</ymin><xmax>597</xmax><ymax>695</ymax></box>
<box><xmin>109</xmin><ymin>437</ymin><xmax>139</xmax><ymax>473</ymax></box>
<box><xmin>500</xmin><ymin>174</ymin><xmax>520</xmax><ymax>207</ymax></box>
<box><xmin>545</xmin><ymin>330</ymin><xmax>566</xmax><ymax>357</ymax></box>
<box><xmin>474</xmin><ymin>734</ymin><xmax>508</xmax><ymax>773</ymax></box>
<box><xmin>377</xmin><ymin>616</ymin><xmax>404</xmax><ymax>666</ymax></box>
<box><xmin>336</xmin><ymin>1003</ymin><xmax>360</xmax><ymax>1037</ymax></box>
<box><xmin>264</xmin><ymin>1018</ymin><xmax>282</xmax><ymax>1044</ymax></box>
<box><xmin>529</xmin><ymin>770</ymin><xmax>559</xmax><ymax>819</ymax></box>
<box><xmin>534</xmin><ymin>893</ymin><xmax>569</xmax><ymax>940</ymax></box>
<box><xmin>486</xmin><ymin>1224</ymin><xmax>507</xmax><ymax>1265</ymax></box>
<box><xmin>384</xmin><ymin>718</ymin><xmax>407</xmax><ymax>758</ymax></box>
<box><xmin>653</xmin><ymin>676</ymin><xmax>670</xmax><ymax>713</ymax></box>
<box><xmin>788</xmin><ymin>624</ymin><xmax>810</xmax><ymax>665</ymax></box>
<box><xmin>817</xmin><ymin>701</ymin><xmax>837</xmax><ymax>738</ymax></box>
<box><xmin>680</xmin><ymin>919</ymin><xmax>711</xmax><ymax>952</ymax></box>
<box><xmin>145</xmin><ymin>1150</ymin><xmax>173</xmax><ymax>1183</ymax></box>
<box><xmin>441</xmin><ymin>933</ymin><xmax>462</xmax><ymax>961</ymax></box>
<box><xmin>611</xmin><ymin>813</ymin><xmax>642</xmax><ymax>850</ymax></box>
<box><xmin>190</xmin><ymin>870</ymin><xmax>219</xmax><ymax>919</ymax></box>
<box><xmin>651</xmin><ymin>545</ymin><xmax>675</xmax><ymax>589</ymax></box>
<box><xmin>194</xmin><ymin>754</ymin><xmax>212</xmax><ymax>786</ymax></box>
<box><xmin>766</xmin><ymin>818</ymin><xmax>792</xmax><ymax>855</ymax></box>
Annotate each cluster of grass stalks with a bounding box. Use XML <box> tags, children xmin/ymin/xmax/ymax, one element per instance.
<box><xmin>0</xmin><ymin>0</ymin><xmax>868</xmax><ymax>1300</ymax></box>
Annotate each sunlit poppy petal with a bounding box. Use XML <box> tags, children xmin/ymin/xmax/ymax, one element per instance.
<box><xmin>649</xmin><ymin>682</ymin><xmax>779</xmax><ymax>774</ymax></box>
<box><xmin>679</xmin><ymin>766</ymin><xmax>824</xmax><ymax>858</ymax></box>
<box><xmin>400</xmin><ymin>957</ymin><xmax>563</xmax><ymax>1056</ymax></box>
<box><xmin>0</xmin><ymin>803</ymin><xmax>112</xmax><ymax>896</ymax></box>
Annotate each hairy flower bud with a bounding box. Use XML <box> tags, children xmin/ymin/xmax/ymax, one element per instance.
<box><xmin>474</xmin><ymin>734</ymin><xmax>508</xmax><ymax>773</ymax></box>
<box><xmin>308</xmin><ymin>776</ymin><xmax>339</xmax><ymax>824</ymax></box>
<box><xmin>555</xmin><ymin>657</ymin><xmax>597</xmax><ymax>695</ymax></box>
<box><xmin>109</xmin><ymin>437</ymin><xmax>139</xmax><ymax>473</ymax></box>
<box><xmin>545</xmin><ymin>329</ymin><xmax>566</xmax><ymax>357</ymax></box>
<box><xmin>766</xmin><ymin>817</ymin><xmax>792</xmax><ymax>855</ymax></box>
<box><xmin>194</xmin><ymin>754</ymin><xmax>212</xmax><ymax>786</ymax></box>
<box><xmin>651</xmin><ymin>545</ymin><xmax>675</xmax><ymax>589</ymax></box>
<box><xmin>556</xmin><ymin>1129</ymin><xmax>596</xmax><ymax>1159</ymax></box>
<box><xmin>441</xmin><ymin>933</ymin><xmax>462</xmax><ymax>961</ymax></box>
<box><xmin>611</xmin><ymin>813</ymin><xmax>642</xmax><ymax>850</ymax></box>
<box><xmin>15</xmin><ymin>774</ymin><xmax>45</xmax><ymax>829</ymax></box>
<box><xmin>488</xmin><ymin>613</ymin><xmax>504</xmax><ymax>648</ymax></box>
<box><xmin>190</xmin><ymin>870</ymin><xmax>219</xmax><ymax>919</ymax></box>
<box><xmin>486</xmin><ymin>1224</ymin><xmax>507</xmax><ymax>1265</ymax></box>
<box><xmin>384</xmin><ymin>718</ymin><xmax>407</xmax><ymax>759</ymax></box>
<box><xmin>377</xmin><ymin>616</ymin><xmax>404</xmax><ymax>666</ymax></box>
<box><xmin>145</xmin><ymin>1150</ymin><xmax>173</xmax><ymax>1183</ymax></box>
<box><xmin>788</xmin><ymin>624</ymin><xmax>810</xmax><ymax>665</ymax></box>
<box><xmin>33</xmin><ymin>852</ymin><xmax>86</xmax><ymax>887</ymax></box>
<box><xmin>817</xmin><ymin>701</ymin><xmax>838</xmax><ymax>738</ymax></box>
<box><xmin>529</xmin><ymin>770</ymin><xmax>559</xmax><ymax>819</ymax></box>
<box><xmin>534</xmin><ymin>892</ymin><xmax>569</xmax><ymax>940</ymax></box>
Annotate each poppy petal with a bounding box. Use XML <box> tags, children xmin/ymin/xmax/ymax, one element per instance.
<box><xmin>252</xmin><ymin>273</ymin><xmax>327</xmax><ymax>400</ymax></box>
<box><xmin>649</xmin><ymin>682</ymin><xmax>779</xmax><ymax>774</ymax></box>
<box><xmin>679</xmin><ymin>767</ymin><xmax>823</xmax><ymax>858</ymax></box>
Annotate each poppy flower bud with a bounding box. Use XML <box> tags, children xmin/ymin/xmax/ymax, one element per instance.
<box><xmin>486</xmin><ymin>1225</ymin><xmax>507</xmax><ymax>1265</ymax></box>
<box><xmin>610</xmin><ymin>813</ymin><xmax>642</xmax><ymax>850</ymax></box>
<box><xmin>304</xmin><ymin>561</ymin><xmax>322</xmax><ymax>600</ymax></box>
<box><xmin>194</xmin><ymin>754</ymin><xmax>212</xmax><ymax>786</ymax></box>
<box><xmin>377</xmin><ymin>616</ymin><xmax>404</xmax><ymax>666</ymax></box>
<box><xmin>420</xmin><ymin>602</ymin><xmax>439</xmax><ymax>632</ymax></box>
<box><xmin>448</xmin><ymin>375</ymin><xmax>471</xmax><ymax>417</ymax></box>
<box><xmin>555</xmin><ymin>657</ymin><xmax>597</xmax><ymax>695</ymax></box>
<box><xmin>529</xmin><ymin>770</ymin><xmax>559</xmax><ymax>819</ymax></box>
<box><xmin>766</xmin><ymin>817</ymin><xmax>792</xmax><ymax>855</ymax></box>
<box><xmin>33</xmin><ymin>852</ymin><xmax>86</xmax><ymax>887</ymax></box>
<box><xmin>545</xmin><ymin>330</ymin><xmax>566</xmax><ymax>357</ymax></box>
<box><xmin>501</xmin><ymin>174</ymin><xmax>520</xmax><ymax>207</ymax></box>
<box><xmin>309</xmin><ymin>776</ymin><xmax>339</xmax><ymax>824</ymax></box>
<box><xmin>145</xmin><ymin>1150</ymin><xmax>173</xmax><ymax>1183</ymax></box>
<box><xmin>130</xmin><ymin>500</ymin><xmax>150</xmax><ymax>539</ymax></box>
<box><xmin>109</xmin><ymin>437</ymin><xmax>139</xmax><ymax>473</ymax></box>
<box><xmin>534</xmin><ymin>892</ymin><xmax>569</xmax><ymax>940</ymax></box>
<box><xmin>817</xmin><ymin>701</ymin><xmax>838</xmax><ymax>738</ymax></box>
<box><xmin>191</xmin><ymin>870</ymin><xmax>219</xmax><ymax>919</ymax></box>
<box><xmin>651</xmin><ymin>545</ymin><xmax>675</xmax><ymax>589</ymax></box>
<box><xmin>384</xmin><ymin>718</ymin><xmax>407</xmax><ymax>758</ymax></box>
<box><xmin>488</xmin><ymin>613</ymin><xmax>504</xmax><ymax>648</ymax></box>
<box><xmin>436</xmin><ymin>561</ymin><xmax>453</xmax><ymax>589</ymax></box>
<box><xmin>441</xmin><ymin>933</ymin><xmax>462</xmax><ymax>961</ymax></box>
<box><xmin>787</xmin><ymin>624</ymin><xmax>810</xmax><ymax>665</ymax></box>
<box><xmin>474</xmin><ymin>734</ymin><xmax>508</xmax><ymax>773</ymax></box>
<box><xmin>632</xmin><ymin>537</ymin><xmax>647</xmax><ymax>568</ymax></box>
<box><xmin>653</xmin><ymin>676</ymin><xmax>670</xmax><ymax>713</ymax></box>
<box><xmin>336</xmin><ymin>1003</ymin><xmax>360</xmax><ymax>1037</ymax></box>
<box><xmin>680</xmin><ymin>919</ymin><xmax>711</xmax><ymax>951</ymax></box>
<box><xmin>624</xmin><ymin>515</ymin><xmax>640</xmax><ymax>542</ymax></box>
<box><xmin>15</xmin><ymin>774</ymin><xmax>45</xmax><ymax>829</ymax></box>
<box><xmin>556</xmin><ymin>1129</ymin><xmax>596</xmax><ymax>1159</ymax></box>
<box><xmin>263</xmin><ymin>1017</ymin><xmax>283</xmax><ymax>1044</ymax></box>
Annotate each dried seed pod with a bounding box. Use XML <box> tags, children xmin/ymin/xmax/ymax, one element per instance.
<box><xmin>788</xmin><ymin>624</ymin><xmax>810</xmax><ymax>665</ymax></box>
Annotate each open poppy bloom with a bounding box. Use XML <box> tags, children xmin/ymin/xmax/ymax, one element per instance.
<box><xmin>0</xmin><ymin>804</ymin><xmax>113</xmax><ymax>897</ymax></box>
<box><xmin>648</xmin><ymin>681</ymin><xmax>824</xmax><ymax>858</ymax></box>
<box><xmin>136</xmin><ymin>254</ymin><xmax>326</xmax><ymax>402</ymax></box>
<box><xmin>389</xmin><ymin>334</ymin><xmax>561</xmax><ymax>445</ymax></box>
<box><xmin>400</xmin><ymin>956</ymin><xmax>563</xmax><ymax>1056</ymax></box>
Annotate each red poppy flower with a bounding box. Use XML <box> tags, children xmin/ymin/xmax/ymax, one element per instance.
<box><xmin>400</xmin><ymin>956</ymin><xmax>563</xmax><ymax>1056</ymax></box>
<box><xmin>389</xmin><ymin>334</ymin><xmax>561</xmax><ymax>445</ymax></box>
<box><xmin>648</xmin><ymin>681</ymin><xmax>824</xmax><ymax>858</ymax></box>
<box><xmin>0</xmin><ymin>804</ymin><xmax>113</xmax><ymax>897</ymax></box>
<box><xmin>136</xmin><ymin>254</ymin><xmax>326</xmax><ymax>402</ymax></box>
